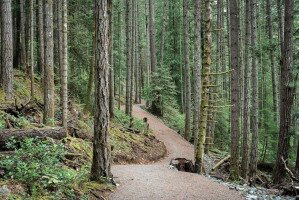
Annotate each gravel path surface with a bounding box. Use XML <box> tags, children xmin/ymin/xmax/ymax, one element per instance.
<box><xmin>109</xmin><ymin>105</ymin><xmax>243</xmax><ymax>200</ymax></box>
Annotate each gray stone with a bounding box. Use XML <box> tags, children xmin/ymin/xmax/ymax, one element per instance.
<box><xmin>0</xmin><ymin>185</ymin><xmax>11</xmax><ymax>196</ymax></box>
<box><xmin>246</xmin><ymin>194</ymin><xmax>258</xmax><ymax>200</ymax></box>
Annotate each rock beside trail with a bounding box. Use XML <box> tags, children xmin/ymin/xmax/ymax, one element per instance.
<box><xmin>208</xmin><ymin>176</ymin><xmax>296</xmax><ymax>200</ymax></box>
<box><xmin>0</xmin><ymin>185</ymin><xmax>11</xmax><ymax>197</ymax></box>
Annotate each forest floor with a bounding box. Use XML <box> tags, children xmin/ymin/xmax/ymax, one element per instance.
<box><xmin>109</xmin><ymin>104</ymin><xmax>243</xmax><ymax>200</ymax></box>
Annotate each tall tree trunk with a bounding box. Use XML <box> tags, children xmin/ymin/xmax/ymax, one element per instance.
<box><xmin>125</xmin><ymin>0</ymin><xmax>132</xmax><ymax>116</ymax></box>
<box><xmin>61</xmin><ymin>0</ymin><xmax>68</xmax><ymax>128</ymax></box>
<box><xmin>130</xmin><ymin>0</ymin><xmax>135</xmax><ymax>115</ymax></box>
<box><xmin>84</xmin><ymin>37</ymin><xmax>95</xmax><ymax>114</ymax></box>
<box><xmin>249</xmin><ymin>0</ymin><xmax>259</xmax><ymax>183</ymax></box>
<box><xmin>273</xmin><ymin>0</ymin><xmax>295</xmax><ymax>184</ymax></box>
<box><xmin>220</xmin><ymin>0</ymin><xmax>226</xmax><ymax>98</ymax></box>
<box><xmin>108</xmin><ymin>0</ymin><xmax>114</xmax><ymax>119</ymax></box>
<box><xmin>193</xmin><ymin>0</ymin><xmax>202</xmax><ymax>156</ymax></box>
<box><xmin>53</xmin><ymin>0</ymin><xmax>59</xmax><ymax>73</ymax></box>
<box><xmin>91</xmin><ymin>0</ymin><xmax>111</xmax><ymax>180</ymax></box>
<box><xmin>12</xmin><ymin>4</ymin><xmax>21</xmax><ymax>70</ymax></box>
<box><xmin>226</xmin><ymin>0</ymin><xmax>231</xmax><ymax>100</ymax></box>
<box><xmin>277</xmin><ymin>0</ymin><xmax>284</xmax><ymax>53</ymax></box>
<box><xmin>149</xmin><ymin>0</ymin><xmax>161</xmax><ymax>116</ymax></box>
<box><xmin>148</xmin><ymin>0</ymin><xmax>157</xmax><ymax>73</ymax></box>
<box><xmin>38</xmin><ymin>0</ymin><xmax>45</xmax><ymax>79</ymax></box>
<box><xmin>137</xmin><ymin>2</ymin><xmax>142</xmax><ymax>104</ymax></box>
<box><xmin>241</xmin><ymin>0</ymin><xmax>251</xmax><ymax>180</ymax></box>
<box><xmin>1</xmin><ymin>0</ymin><xmax>14</xmax><ymax>100</ymax></box>
<box><xmin>117</xmin><ymin>3</ymin><xmax>122</xmax><ymax>110</ymax></box>
<box><xmin>266</xmin><ymin>0</ymin><xmax>278</xmax><ymax>123</ymax></box>
<box><xmin>43</xmin><ymin>0</ymin><xmax>55</xmax><ymax>125</ymax></box>
<box><xmin>29</xmin><ymin>0</ymin><xmax>34</xmax><ymax>98</ymax></box>
<box><xmin>20</xmin><ymin>0</ymin><xmax>26</xmax><ymax>69</ymax></box>
<box><xmin>183</xmin><ymin>0</ymin><xmax>191</xmax><ymax>141</ymax></box>
<box><xmin>159</xmin><ymin>0</ymin><xmax>167</xmax><ymax>65</ymax></box>
<box><xmin>229</xmin><ymin>0</ymin><xmax>240</xmax><ymax>180</ymax></box>
<box><xmin>134</xmin><ymin>0</ymin><xmax>139</xmax><ymax>104</ymax></box>
<box><xmin>194</xmin><ymin>0</ymin><xmax>211</xmax><ymax>174</ymax></box>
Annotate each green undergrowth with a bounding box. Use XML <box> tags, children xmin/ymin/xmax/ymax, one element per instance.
<box><xmin>0</xmin><ymin>138</ymin><xmax>115</xmax><ymax>200</ymax></box>
<box><xmin>0</xmin><ymin>73</ymin><xmax>165</xmax><ymax>199</ymax></box>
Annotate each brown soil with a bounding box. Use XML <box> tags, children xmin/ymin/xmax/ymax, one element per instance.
<box><xmin>112</xmin><ymin>135</ymin><xmax>167</xmax><ymax>165</ymax></box>
<box><xmin>108</xmin><ymin>104</ymin><xmax>243</xmax><ymax>200</ymax></box>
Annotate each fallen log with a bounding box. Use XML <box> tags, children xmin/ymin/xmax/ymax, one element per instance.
<box><xmin>212</xmin><ymin>155</ymin><xmax>230</xmax><ymax>171</ymax></box>
<box><xmin>281</xmin><ymin>156</ymin><xmax>299</xmax><ymax>182</ymax></box>
<box><xmin>0</xmin><ymin>128</ymin><xmax>67</xmax><ymax>148</ymax></box>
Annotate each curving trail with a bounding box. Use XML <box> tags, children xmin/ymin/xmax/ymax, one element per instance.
<box><xmin>109</xmin><ymin>104</ymin><xmax>243</xmax><ymax>200</ymax></box>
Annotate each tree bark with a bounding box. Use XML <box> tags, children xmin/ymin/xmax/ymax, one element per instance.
<box><xmin>241</xmin><ymin>0</ymin><xmax>251</xmax><ymax>180</ymax></box>
<box><xmin>108</xmin><ymin>0</ymin><xmax>114</xmax><ymax>119</ymax></box>
<box><xmin>38</xmin><ymin>0</ymin><xmax>45</xmax><ymax>79</ymax></box>
<box><xmin>229</xmin><ymin>0</ymin><xmax>240</xmax><ymax>180</ymax></box>
<box><xmin>84</xmin><ymin>37</ymin><xmax>95</xmax><ymax>114</ymax></box>
<box><xmin>1</xmin><ymin>0</ymin><xmax>14</xmax><ymax>100</ymax></box>
<box><xmin>194</xmin><ymin>0</ymin><xmax>211</xmax><ymax>174</ymax></box>
<box><xmin>20</xmin><ymin>0</ymin><xmax>26</xmax><ymax>69</ymax></box>
<box><xmin>148</xmin><ymin>0</ymin><xmax>157</xmax><ymax>73</ymax></box>
<box><xmin>220</xmin><ymin>0</ymin><xmax>226</xmax><ymax>98</ymax></box>
<box><xmin>117</xmin><ymin>2</ymin><xmax>122</xmax><ymax>110</ymax></box>
<box><xmin>266</xmin><ymin>0</ymin><xmax>278</xmax><ymax>123</ymax></box>
<box><xmin>29</xmin><ymin>0</ymin><xmax>35</xmax><ymax>98</ymax></box>
<box><xmin>159</xmin><ymin>0</ymin><xmax>167</xmax><ymax>66</ymax></box>
<box><xmin>43</xmin><ymin>0</ymin><xmax>55</xmax><ymax>125</ymax></box>
<box><xmin>249</xmin><ymin>0</ymin><xmax>259</xmax><ymax>183</ymax></box>
<box><xmin>125</xmin><ymin>0</ymin><xmax>132</xmax><ymax>116</ymax></box>
<box><xmin>193</xmin><ymin>0</ymin><xmax>202</xmax><ymax>156</ymax></box>
<box><xmin>130</xmin><ymin>0</ymin><xmax>135</xmax><ymax>115</ymax></box>
<box><xmin>183</xmin><ymin>0</ymin><xmax>191</xmax><ymax>141</ymax></box>
<box><xmin>61</xmin><ymin>0</ymin><xmax>68</xmax><ymax>128</ymax></box>
<box><xmin>91</xmin><ymin>0</ymin><xmax>111</xmax><ymax>180</ymax></box>
<box><xmin>273</xmin><ymin>0</ymin><xmax>295</xmax><ymax>184</ymax></box>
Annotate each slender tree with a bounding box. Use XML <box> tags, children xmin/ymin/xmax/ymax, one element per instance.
<box><xmin>61</xmin><ymin>0</ymin><xmax>68</xmax><ymax>128</ymax></box>
<box><xmin>273</xmin><ymin>0</ymin><xmax>295</xmax><ymax>184</ymax></box>
<box><xmin>1</xmin><ymin>0</ymin><xmax>14</xmax><ymax>100</ymax></box>
<box><xmin>117</xmin><ymin>1</ymin><xmax>123</xmax><ymax>110</ymax></box>
<box><xmin>108</xmin><ymin>0</ymin><xmax>114</xmax><ymax>119</ymax></box>
<box><xmin>159</xmin><ymin>0</ymin><xmax>167</xmax><ymax>65</ymax></box>
<box><xmin>125</xmin><ymin>0</ymin><xmax>132</xmax><ymax>116</ymax></box>
<box><xmin>43</xmin><ymin>0</ymin><xmax>55</xmax><ymax>125</ymax></box>
<box><xmin>29</xmin><ymin>0</ymin><xmax>35</xmax><ymax>98</ymax></box>
<box><xmin>20</xmin><ymin>0</ymin><xmax>26</xmax><ymax>68</ymax></box>
<box><xmin>195</xmin><ymin>0</ymin><xmax>213</xmax><ymax>174</ymax></box>
<box><xmin>91</xmin><ymin>0</ymin><xmax>111</xmax><ymax>181</ymax></box>
<box><xmin>38</xmin><ymin>0</ymin><xmax>45</xmax><ymax>78</ymax></box>
<box><xmin>148</xmin><ymin>0</ymin><xmax>157</xmax><ymax>73</ymax></box>
<box><xmin>193</xmin><ymin>0</ymin><xmax>202</xmax><ymax>155</ymax></box>
<box><xmin>241</xmin><ymin>0</ymin><xmax>251</xmax><ymax>179</ymax></box>
<box><xmin>266</xmin><ymin>0</ymin><xmax>278</xmax><ymax>122</ymax></box>
<box><xmin>249</xmin><ymin>0</ymin><xmax>259</xmax><ymax>183</ymax></box>
<box><xmin>84</xmin><ymin>37</ymin><xmax>95</xmax><ymax>114</ymax></box>
<box><xmin>183</xmin><ymin>0</ymin><xmax>191</xmax><ymax>141</ymax></box>
<box><xmin>229</xmin><ymin>0</ymin><xmax>240</xmax><ymax>180</ymax></box>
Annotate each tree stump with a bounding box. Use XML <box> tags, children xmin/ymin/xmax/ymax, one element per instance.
<box><xmin>170</xmin><ymin>158</ymin><xmax>194</xmax><ymax>173</ymax></box>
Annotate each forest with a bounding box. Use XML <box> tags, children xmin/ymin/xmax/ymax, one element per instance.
<box><xmin>0</xmin><ymin>0</ymin><xmax>298</xmax><ymax>199</ymax></box>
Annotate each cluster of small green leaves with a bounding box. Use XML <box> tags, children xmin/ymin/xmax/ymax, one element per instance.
<box><xmin>114</xmin><ymin>109</ymin><xmax>145</xmax><ymax>131</ymax></box>
<box><xmin>0</xmin><ymin>111</ymin><xmax>32</xmax><ymax>130</ymax></box>
<box><xmin>0</xmin><ymin>138</ymin><xmax>80</xmax><ymax>199</ymax></box>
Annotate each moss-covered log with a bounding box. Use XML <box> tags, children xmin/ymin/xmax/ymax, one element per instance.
<box><xmin>0</xmin><ymin>128</ymin><xmax>67</xmax><ymax>148</ymax></box>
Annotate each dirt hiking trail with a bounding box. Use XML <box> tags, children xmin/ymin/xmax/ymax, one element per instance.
<box><xmin>109</xmin><ymin>104</ymin><xmax>243</xmax><ymax>200</ymax></box>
